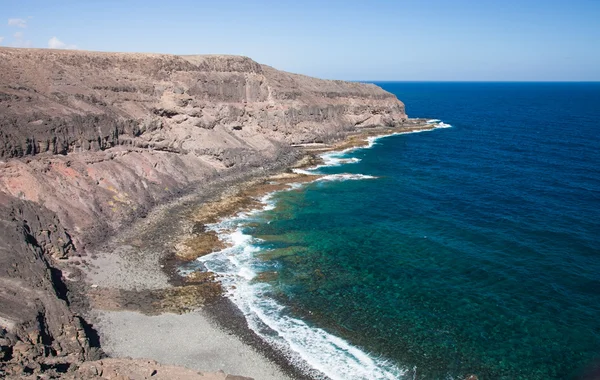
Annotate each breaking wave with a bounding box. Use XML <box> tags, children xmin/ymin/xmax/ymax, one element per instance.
<box><xmin>197</xmin><ymin>121</ymin><xmax>452</xmax><ymax>379</ymax></box>
<box><xmin>316</xmin><ymin>173</ymin><xmax>377</xmax><ymax>182</ymax></box>
<box><xmin>199</xmin><ymin>208</ymin><xmax>409</xmax><ymax>379</ymax></box>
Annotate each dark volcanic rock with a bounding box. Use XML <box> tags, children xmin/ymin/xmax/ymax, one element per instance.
<box><xmin>0</xmin><ymin>193</ymin><xmax>101</xmax><ymax>377</ymax></box>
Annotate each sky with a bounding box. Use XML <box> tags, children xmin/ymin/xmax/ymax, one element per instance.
<box><xmin>1</xmin><ymin>0</ymin><xmax>599</xmax><ymax>81</ymax></box>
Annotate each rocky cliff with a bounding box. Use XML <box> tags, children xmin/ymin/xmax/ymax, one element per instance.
<box><xmin>0</xmin><ymin>194</ymin><xmax>102</xmax><ymax>377</ymax></box>
<box><xmin>0</xmin><ymin>48</ymin><xmax>406</xmax><ymax>246</ymax></box>
<box><xmin>0</xmin><ymin>47</ymin><xmax>407</xmax><ymax>377</ymax></box>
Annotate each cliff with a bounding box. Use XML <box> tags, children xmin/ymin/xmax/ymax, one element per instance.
<box><xmin>0</xmin><ymin>47</ymin><xmax>407</xmax><ymax>378</ymax></box>
<box><xmin>0</xmin><ymin>48</ymin><xmax>406</xmax><ymax>245</ymax></box>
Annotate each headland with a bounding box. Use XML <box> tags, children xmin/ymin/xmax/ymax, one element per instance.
<box><xmin>0</xmin><ymin>46</ymin><xmax>434</xmax><ymax>379</ymax></box>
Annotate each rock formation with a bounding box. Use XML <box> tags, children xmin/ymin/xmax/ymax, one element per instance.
<box><xmin>0</xmin><ymin>194</ymin><xmax>101</xmax><ymax>378</ymax></box>
<box><xmin>0</xmin><ymin>47</ymin><xmax>407</xmax><ymax>377</ymax></box>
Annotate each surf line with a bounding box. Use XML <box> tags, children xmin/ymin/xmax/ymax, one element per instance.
<box><xmin>197</xmin><ymin>120</ymin><xmax>452</xmax><ymax>380</ymax></box>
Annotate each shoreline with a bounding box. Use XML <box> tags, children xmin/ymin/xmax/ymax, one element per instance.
<box><xmin>83</xmin><ymin>119</ymin><xmax>441</xmax><ymax>379</ymax></box>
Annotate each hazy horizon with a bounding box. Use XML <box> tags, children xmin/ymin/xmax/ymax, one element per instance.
<box><xmin>2</xmin><ymin>0</ymin><xmax>599</xmax><ymax>81</ymax></box>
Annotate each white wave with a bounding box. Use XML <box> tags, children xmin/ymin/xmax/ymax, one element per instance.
<box><xmin>321</xmin><ymin>152</ymin><xmax>362</xmax><ymax>167</ymax></box>
<box><xmin>199</xmin><ymin>202</ymin><xmax>409</xmax><ymax>379</ymax></box>
<box><xmin>366</xmin><ymin>135</ymin><xmax>381</xmax><ymax>148</ymax></box>
<box><xmin>239</xmin><ymin>285</ymin><xmax>407</xmax><ymax>380</ymax></box>
<box><xmin>197</xmin><ymin>193</ymin><xmax>409</xmax><ymax>379</ymax></box>
<box><xmin>365</xmin><ymin>130</ymin><xmax>423</xmax><ymax>148</ymax></box>
<box><xmin>292</xmin><ymin>153</ymin><xmax>361</xmax><ymax>175</ymax></box>
<box><xmin>427</xmin><ymin>119</ymin><xmax>453</xmax><ymax>129</ymax></box>
<box><xmin>229</xmin><ymin>229</ymin><xmax>254</xmax><ymax>251</ymax></box>
<box><xmin>316</xmin><ymin>173</ymin><xmax>377</xmax><ymax>182</ymax></box>
<box><xmin>293</xmin><ymin>121</ymin><xmax>455</xmax><ymax>175</ymax></box>
<box><xmin>258</xmin><ymin>193</ymin><xmax>277</xmax><ymax>211</ymax></box>
<box><xmin>288</xmin><ymin>182</ymin><xmax>306</xmax><ymax>190</ymax></box>
<box><xmin>291</xmin><ymin>168</ymin><xmax>317</xmax><ymax>176</ymax></box>
<box><xmin>195</xmin><ymin>121</ymin><xmax>456</xmax><ymax>378</ymax></box>
<box><xmin>333</xmin><ymin>121</ymin><xmax>452</xmax><ymax>155</ymax></box>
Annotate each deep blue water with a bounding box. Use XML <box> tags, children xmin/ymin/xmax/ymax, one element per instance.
<box><xmin>203</xmin><ymin>83</ymin><xmax>600</xmax><ymax>379</ymax></box>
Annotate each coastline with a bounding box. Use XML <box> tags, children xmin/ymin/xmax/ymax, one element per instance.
<box><xmin>84</xmin><ymin>119</ymin><xmax>442</xmax><ymax>379</ymax></box>
<box><xmin>0</xmin><ymin>48</ymin><xmax>419</xmax><ymax>379</ymax></box>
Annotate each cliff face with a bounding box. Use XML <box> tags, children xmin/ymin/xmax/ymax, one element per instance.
<box><xmin>0</xmin><ymin>48</ymin><xmax>405</xmax><ymax>245</ymax></box>
<box><xmin>0</xmin><ymin>47</ymin><xmax>407</xmax><ymax>377</ymax></box>
<box><xmin>0</xmin><ymin>50</ymin><xmax>404</xmax><ymax>161</ymax></box>
<box><xmin>0</xmin><ymin>193</ymin><xmax>101</xmax><ymax>377</ymax></box>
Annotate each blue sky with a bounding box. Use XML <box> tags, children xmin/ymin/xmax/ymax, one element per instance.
<box><xmin>1</xmin><ymin>0</ymin><xmax>599</xmax><ymax>81</ymax></box>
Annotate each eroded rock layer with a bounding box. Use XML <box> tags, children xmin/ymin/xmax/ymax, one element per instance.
<box><xmin>0</xmin><ymin>48</ymin><xmax>406</xmax><ymax>245</ymax></box>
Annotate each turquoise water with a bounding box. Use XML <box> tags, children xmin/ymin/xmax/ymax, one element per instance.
<box><xmin>201</xmin><ymin>83</ymin><xmax>600</xmax><ymax>379</ymax></box>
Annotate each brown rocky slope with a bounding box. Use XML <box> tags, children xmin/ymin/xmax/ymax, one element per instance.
<box><xmin>0</xmin><ymin>47</ymin><xmax>407</xmax><ymax>377</ymax></box>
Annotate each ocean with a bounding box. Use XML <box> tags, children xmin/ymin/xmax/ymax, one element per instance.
<box><xmin>199</xmin><ymin>82</ymin><xmax>600</xmax><ymax>379</ymax></box>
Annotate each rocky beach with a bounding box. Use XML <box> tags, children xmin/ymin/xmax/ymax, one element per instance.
<box><xmin>0</xmin><ymin>47</ymin><xmax>430</xmax><ymax>379</ymax></box>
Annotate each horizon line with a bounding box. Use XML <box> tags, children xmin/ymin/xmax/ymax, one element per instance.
<box><xmin>354</xmin><ymin>80</ymin><xmax>600</xmax><ymax>83</ymax></box>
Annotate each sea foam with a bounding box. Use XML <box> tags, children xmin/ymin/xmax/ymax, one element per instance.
<box><xmin>294</xmin><ymin>120</ymin><xmax>452</xmax><ymax>176</ymax></box>
<box><xmin>200</xmin><ymin>200</ymin><xmax>408</xmax><ymax>380</ymax></box>
<box><xmin>321</xmin><ymin>152</ymin><xmax>362</xmax><ymax>167</ymax></box>
<box><xmin>198</xmin><ymin>121</ymin><xmax>452</xmax><ymax>379</ymax></box>
<box><xmin>366</xmin><ymin>120</ymin><xmax>453</xmax><ymax>148</ymax></box>
<box><xmin>316</xmin><ymin>173</ymin><xmax>377</xmax><ymax>182</ymax></box>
